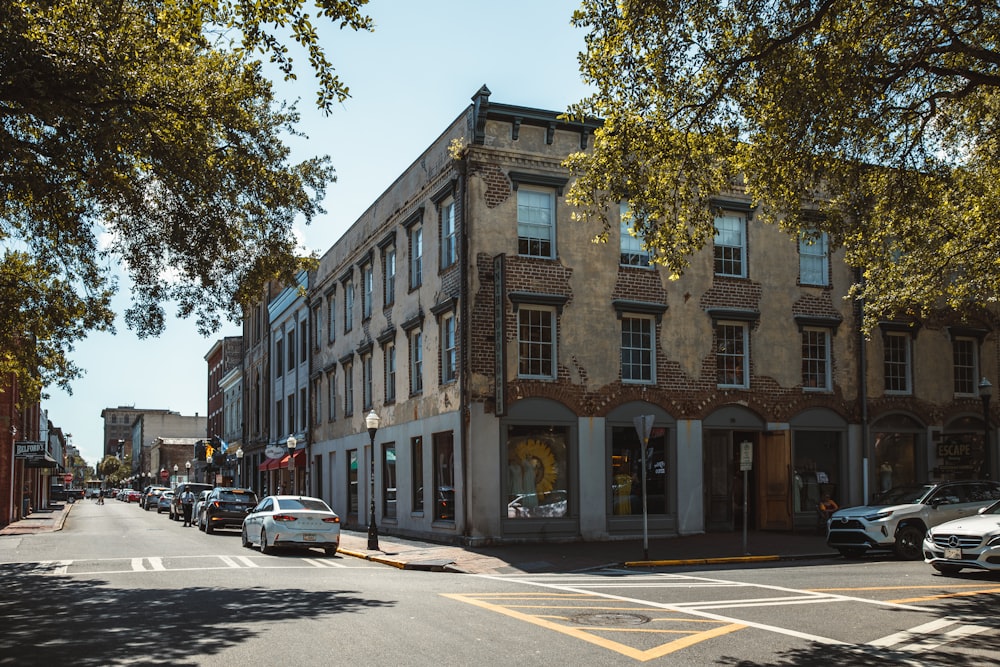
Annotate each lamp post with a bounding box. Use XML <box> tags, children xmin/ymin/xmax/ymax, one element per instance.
<box><xmin>980</xmin><ymin>377</ymin><xmax>993</xmax><ymax>480</ymax></box>
<box><xmin>173</xmin><ymin>464</ymin><xmax>178</xmax><ymax>487</ymax></box>
<box><xmin>236</xmin><ymin>448</ymin><xmax>244</xmax><ymax>488</ymax></box>
<box><xmin>366</xmin><ymin>409</ymin><xmax>381</xmax><ymax>551</ymax></box>
<box><xmin>185</xmin><ymin>460</ymin><xmax>191</xmax><ymax>484</ymax></box>
<box><xmin>286</xmin><ymin>435</ymin><xmax>297</xmax><ymax>494</ymax></box>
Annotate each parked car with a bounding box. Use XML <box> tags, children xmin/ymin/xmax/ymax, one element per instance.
<box><xmin>125</xmin><ymin>489</ymin><xmax>142</xmax><ymax>503</ymax></box>
<box><xmin>242</xmin><ymin>495</ymin><xmax>341</xmax><ymax>555</ymax></box>
<box><xmin>826</xmin><ymin>480</ymin><xmax>1000</xmax><ymax>560</ymax></box>
<box><xmin>169</xmin><ymin>482</ymin><xmax>213</xmax><ymax>521</ymax></box>
<box><xmin>923</xmin><ymin>498</ymin><xmax>1000</xmax><ymax>574</ymax></box>
<box><xmin>191</xmin><ymin>490</ymin><xmax>211</xmax><ymax>529</ymax></box>
<box><xmin>157</xmin><ymin>491</ymin><xmax>174</xmax><ymax>514</ymax></box>
<box><xmin>142</xmin><ymin>486</ymin><xmax>169</xmax><ymax>511</ymax></box>
<box><xmin>199</xmin><ymin>487</ymin><xmax>258</xmax><ymax>534</ymax></box>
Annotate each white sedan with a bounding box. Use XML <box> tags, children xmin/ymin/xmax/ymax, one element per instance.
<box><xmin>241</xmin><ymin>495</ymin><xmax>341</xmax><ymax>556</ymax></box>
<box><xmin>923</xmin><ymin>499</ymin><xmax>1000</xmax><ymax>574</ymax></box>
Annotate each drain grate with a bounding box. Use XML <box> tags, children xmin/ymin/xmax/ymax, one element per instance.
<box><xmin>571</xmin><ymin>612</ymin><xmax>651</xmax><ymax>627</ymax></box>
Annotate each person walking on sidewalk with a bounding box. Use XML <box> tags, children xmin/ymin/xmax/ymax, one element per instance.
<box><xmin>180</xmin><ymin>488</ymin><xmax>195</xmax><ymax>526</ymax></box>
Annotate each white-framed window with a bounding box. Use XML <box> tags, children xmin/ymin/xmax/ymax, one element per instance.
<box><xmin>953</xmin><ymin>336</ymin><xmax>978</xmax><ymax>396</ymax></box>
<box><xmin>344</xmin><ymin>278</ymin><xmax>354</xmax><ymax>333</ymax></box>
<box><xmin>801</xmin><ymin>327</ymin><xmax>831</xmax><ymax>391</ymax></box>
<box><xmin>619</xmin><ymin>203</ymin><xmax>651</xmax><ymax>267</ymax></box>
<box><xmin>362</xmin><ymin>263</ymin><xmax>373</xmax><ymax>320</ymax></box>
<box><xmin>716</xmin><ymin>321</ymin><xmax>748</xmax><ymax>388</ymax></box>
<box><xmin>440</xmin><ymin>200</ymin><xmax>457</xmax><ymax>269</ymax></box>
<box><xmin>275</xmin><ymin>339</ymin><xmax>284</xmax><ymax>376</ymax></box>
<box><xmin>312</xmin><ymin>305</ymin><xmax>321</xmax><ymax>349</ymax></box>
<box><xmin>344</xmin><ymin>363</ymin><xmax>354</xmax><ymax>416</ymax></box>
<box><xmin>385</xmin><ymin>343</ymin><xmax>396</xmax><ymax>403</ymax></box>
<box><xmin>884</xmin><ymin>332</ymin><xmax>912</xmax><ymax>394</ymax></box>
<box><xmin>327</xmin><ymin>371</ymin><xmax>336</xmax><ymax>421</ymax></box>
<box><xmin>299</xmin><ymin>387</ymin><xmax>307</xmax><ymax>429</ymax></box>
<box><xmin>517</xmin><ymin>187</ymin><xmax>555</xmax><ymax>258</ymax></box>
<box><xmin>441</xmin><ymin>313</ymin><xmax>457</xmax><ymax>384</ymax></box>
<box><xmin>799</xmin><ymin>231</ymin><xmax>829</xmax><ymax>286</ymax></box>
<box><xmin>326</xmin><ymin>292</ymin><xmax>336</xmax><ymax>343</ymax></box>
<box><xmin>621</xmin><ymin>315</ymin><xmax>655</xmax><ymax>383</ymax></box>
<box><xmin>517</xmin><ymin>306</ymin><xmax>556</xmax><ymax>379</ymax></box>
<box><xmin>275</xmin><ymin>398</ymin><xmax>283</xmax><ymax>437</ymax></box>
<box><xmin>286</xmin><ymin>330</ymin><xmax>295</xmax><ymax>369</ymax></box>
<box><xmin>287</xmin><ymin>393</ymin><xmax>295</xmax><ymax>433</ymax></box>
<box><xmin>384</xmin><ymin>246</ymin><xmax>396</xmax><ymax>306</ymax></box>
<box><xmin>362</xmin><ymin>353</ymin><xmax>373</xmax><ymax>410</ymax></box>
<box><xmin>409</xmin><ymin>226</ymin><xmax>423</xmax><ymax>289</ymax></box>
<box><xmin>714</xmin><ymin>212</ymin><xmax>747</xmax><ymax>278</ymax></box>
<box><xmin>409</xmin><ymin>330</ymin><xmax>423</xmax><ymax>395</ymax></box>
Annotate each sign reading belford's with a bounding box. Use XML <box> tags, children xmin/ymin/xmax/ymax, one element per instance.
<box><xmin>14</xmin><ymin>441</ymin><xmax>46</xmax><ymax>457</ymax></box>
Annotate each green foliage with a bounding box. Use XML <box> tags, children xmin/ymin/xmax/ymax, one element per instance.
<box><xmin>98</xmin><ymin>454</ymin><xmax>131</xmax><ymax>483</ymax></box>
<box><xmin>567</xmin><ymin>0</ymin><xmax>1000</xmax><ymax>330</ymax></box>
<box><xmin>1</xmin><ymin>0</ymin><xmax>371</xmax><ymax>402</ymax></box>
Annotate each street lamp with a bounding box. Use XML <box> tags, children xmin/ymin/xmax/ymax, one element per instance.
<box><xmin>173</xmin><ymin>464</ymin><xmax>178</xmax><ymax>486</ymax></box>
<box><xmin>287</xmin><ymin>435</ymin><xmax>297</xmax><ymax>494</ymax></box>
<box><xmin>236</xmin><ymin>448</ymin><xmax>244</xmax><ymax>488</ymax></box>
<box><xmin>980</xmin><ymin>377</ymin><xmax>993</xmax><ymax>480</ymax></box>
<box><xmin>366</xmin><ymin>409</ymin><xmax>381</xmax><ymax>551</ymax></box>
<box><xmin>185</xmin><ymin>460</ymin><xmax>191</xmax><ymax>484</ymax></box>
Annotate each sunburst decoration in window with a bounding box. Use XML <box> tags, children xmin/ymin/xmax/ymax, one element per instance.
<box><xmin>512</xmin><ymin>439</ymin><xmax>557</xmax><ymax>495</ymax></box>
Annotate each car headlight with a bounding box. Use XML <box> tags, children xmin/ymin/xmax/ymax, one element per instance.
<box><xmin>986</xmin><ymin>534</ymin><xmax>1000</xmax><ymax>547</ymax></box>
<box><xmin>863</xmin><ymin>510</ymin><xmax>893</xmax><ymax>521</ymax></box>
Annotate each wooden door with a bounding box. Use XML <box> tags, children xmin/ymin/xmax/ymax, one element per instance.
<box><xmin>704</xmin><ymin>431</ymin><xmax>733</xmax><ymax>531</ymax></box>
<box><xmin>759</xmin><ymin>431</ymin><xmax>792</xmax><ymax>530</ymax></box>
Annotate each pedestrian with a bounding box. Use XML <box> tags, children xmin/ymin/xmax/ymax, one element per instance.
<box><xmin>181</xmin><ymin>487</ymin><xmax>195</xmax><ymax>526</ymax></box>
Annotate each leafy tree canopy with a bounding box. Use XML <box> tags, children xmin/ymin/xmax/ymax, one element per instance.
<box><xmin>1</xmin><ymin>0</ymin><xmax>372</xmax><ymax>402</ymax></box>
<box><xmin>566</xmin><ymin>0</ymin><xmax>1000</xmax><ymax>331</ymax></box>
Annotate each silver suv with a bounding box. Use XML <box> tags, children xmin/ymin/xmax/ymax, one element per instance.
<box><xmin>826</xmin><ymin>480</ymin><xmax>1000</xmax><ymax>560</ymax></box>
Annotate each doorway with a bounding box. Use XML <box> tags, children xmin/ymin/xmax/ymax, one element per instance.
<box><xmin>704</xmin><ymin>430</ymin><xmax>758</xmax><ymax>531</ymax></box>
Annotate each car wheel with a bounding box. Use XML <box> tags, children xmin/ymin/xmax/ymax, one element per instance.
<box><xmin>324</xmin><ymin>546</ymin><xmax>338</xmax><ymax>557</ymax></box>
<box><xmin>260</xmin><ymin>529</ymin><xmax>274</xmax><ymax>555</ymax></box>
<box><xmin>894</xmin><ymin>526</ymin><xmax>925</xmax><ymax>561</ymax></box>
<box><xmin>837</xmin><ymin>548</ymin><xmax>865</xmax><ymax>560</ymax></box>
<box><xmin>932</xmin><ymin>563</ymin><xmax>963</xmax><ymax>575</ymax></box>
<box><xmin>242</xmin><ymin>527</ymin><xmax>252</xmax><ymax>549</ymax></box>
<box><xmin>199</xmin><ymin>515</ymin><xmax>206</xmax><ymax>531</ymax></box>
<box><xmin>144</xmin><ymin>504</ymin><xmax>150</xmax><ymax>511</ymax></box>
<box><xmin>205</xmin><ymin>518</ymin><xmax>214</xmax><ymax>534</ymax></box>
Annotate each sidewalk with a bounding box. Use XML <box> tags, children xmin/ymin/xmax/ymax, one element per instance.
<box><xmin>1</xmin><ymin>503</ymin><xmax>838</xmax><ymax>574</ymax></box>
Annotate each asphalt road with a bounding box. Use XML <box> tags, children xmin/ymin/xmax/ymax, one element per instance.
<box><xmin>1</xmin><ymin>500</ymin><xmax>999</xmax><ymax>666</ymax></box>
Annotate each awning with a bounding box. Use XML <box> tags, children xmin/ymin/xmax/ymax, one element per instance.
<box><xmin>23</xmin><ymin>453</ymin><xmax>59</xmax><ymax>468</ymax></box>
<box><xmin>258</xmin><ymin>450</ymin><xmax>305</xmax><ymax>471</ymax></box>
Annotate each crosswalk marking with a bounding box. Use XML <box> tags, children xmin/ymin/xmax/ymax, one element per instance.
<box><xmin>37</xmin><ymin>560</ymin><xmax>71</xmax><ymax>575</ymax></box>
<box><xmin>301</xmin><ymin>557</ymin><xmax>346</xmax><ymax>568</ymax></box>
<box><xmin>218</xmin><ymin>555</ymin><xmax>242</xmax><ymax>568</ymax></box>
<box><xmin>870</xmin><ymin>617</ymin><xmax>993</xmax><ymax>651</ymax></box>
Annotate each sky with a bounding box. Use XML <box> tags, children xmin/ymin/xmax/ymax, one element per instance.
<box><xmin>42</xmin><ymin>0</ymin><xmax>595</xmax><ymax>468</ymax></box>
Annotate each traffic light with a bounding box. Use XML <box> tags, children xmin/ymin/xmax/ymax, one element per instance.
<box><xmin>205</xmin><ymin>442</ymin><xmax>214</xmax><ymax>460</ymax></box>
<box><xmin>195</xmin><ymin>441</ymin><xmax>206</xmax><ymax>462</ymax></box>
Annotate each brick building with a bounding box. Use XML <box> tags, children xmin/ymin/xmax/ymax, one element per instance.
<box><xmin>272</xmin><ymin>86</ymin><xmax>999</xmax><ymax>546</ymax></box>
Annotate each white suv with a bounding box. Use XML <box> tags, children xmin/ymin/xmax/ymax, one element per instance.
<box><xmin>826</xmin><ymin>481</ymin><xmax>1000</xmax><ymax>560</ymax></box>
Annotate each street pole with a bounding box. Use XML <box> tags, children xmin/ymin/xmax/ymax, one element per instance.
<box><xmin>366</xmin><ymin>409</ymin><xmax>381</xmax><ymax>551</ymax></box>
<box><xmin>632</xmin><ymin>415</ymin><xmax>654</xmax><ymax>561</ymax></box>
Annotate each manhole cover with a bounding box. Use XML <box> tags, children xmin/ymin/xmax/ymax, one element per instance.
<box><xmin>571</xmin><ymin>612</ymin><xmax>651</xmax><ymax>627</ymax></box>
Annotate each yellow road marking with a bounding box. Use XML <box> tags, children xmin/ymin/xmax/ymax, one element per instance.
<box><xmin>888</xmin><ymin>587</ymin><xmax>1000</xmax><ymax>604</ymax></box>
<box><xmin>443</xmin><ymin>593</ymin><xmax>745</xmax><ymax>661</ymax></box>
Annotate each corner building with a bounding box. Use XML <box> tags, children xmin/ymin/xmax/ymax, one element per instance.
<box><xmin>306</xmin><ymin>86</ymin><xmax>998</xmax><ymax>545</ymax></box>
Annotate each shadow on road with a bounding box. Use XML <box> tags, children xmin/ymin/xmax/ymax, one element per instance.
<box><xmin>0</xmin><ymin>563</ymin><xmax>393</xmax><ymax>666</ymax></box>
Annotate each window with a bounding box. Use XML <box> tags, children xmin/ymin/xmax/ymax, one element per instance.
<box><xmin>326</xmin><ymin>292</ymin><xmax>336</xmax><ymax>343</ymax></box>
<box><xmin>517</xmin><ymin>187</ymin><xmax>555</xmax><ymax>258</ymax></box>
<box><xmin>433</xmin><ymin>431</ymin><xmax>455</xmax><ymax>521</ymax></box>
<box><xmin>716</xmin><ymin>322</ymin><xmax>748</xmax><ymax>388</ymax></box>
<box><xmin>801</xmin><ymin>328</ymin><xmax>831</xmax><ymax>390</ymax></box>
<box><xmin>518</xmin><ymin>306</ymin><xmax>555</xmax><ymax>379</ymax></box>
<box><xmin>409</xmin><ymin>226</ymin><xmax>423</xmax><ymax>289</ymax></box>
<box><xmin>275</xmin><ymin>399</ymin><xmax>283</xmax><ymax>438</ymax></box>
<box><xmin>385</xmin><ymin>343</ymin><xmax>396</xmax><ymax>402</ymax></box>
<box><xmin>299</xmin><ymin>326</ymin><xmax>308</xmax><ymax>365</ymax></box>
<box><xmin>621</xmin><ymin>316</ymin><xmax>654</xmax><ymax>383</ymax></box>
<box><xmin>286</xmin><ymin>330</ymin><xmax>295</xmax><ymax>369</ymax></box>
<box><xmin>953</xmin><ymin>337</ymin><xmax>977</xmax><ymax>395</ymax></box>
<box><xmin>362</xmin><ymin>353</ymin><xmax>373</xmax><ymax>410</ymax></box>
<box><xmin>884</xmin><ymin>332</ymin><xmax>912</xmax><ymax>394</ymax></box>
<box><xmin>312</xmin><ymin>305</ymin><xmax>321</xmax><ymax>349</ymax></box>
<box><xmin>440</xmin><ymin>200</ymin><xmax>457</xmax><ymax>269</ymax></box>
<box><xmin>441</xmin><ymin>313</ymin><xmax>457</xmax><ymax>384</ymax></box>
<box><xmin>347</xmin><ymin>450</ymin><xmax>358</xmax><ymax>514</ymax></box>
<box><xmin>383</xmin><ymin>442</ymin><xmax>396</xmax><ymax>519</ymax></box>
<box><xmin>506</xmin><ymin>425</ymin><xmax>568</xmax><ymax>519</ymax></box>
<box><xmin>344</xmin><ymin>279</ymin><xmax>354</xmax><ymax>332</ymax></box>
<box><xmin>287</xmin><ymin>393</ymin><xmax>295</xmax><ymax>433</ymax></box>
<box><xmin>275</xmin><ymin>339</ymin><xmax>284</xmax><ymax>376</ymax></box>
<box><xmin>411</xmin><ymin>436</ymin><xmax>424</xmax><ymax>512</ymax></box>
<box><xmin>344</xmin><ymin>363</ymin><xmax>354</xmax><ymax>416</ymax></box>
<box><xmin>311</xmin><ymin>379</ymin><xmax>320</xmax><ymax>426</ymax></box>
<box><xmin>409</xmin><ymin>330</ymin><xmax>423</xmax><ymax>395</ymax></box>
<box><xmin>383</xmin><ymin>246</ymin><xmax>396</xmax><ymax>306</ymax></box>
<box><xmin>619</xmin><ymin>203</ymin><xmax>651</xmax><ymax>267</ymax></box>
<box><xmin>799</xmin><ymin>231</ymin><xmax>829</xmax><ymax>286</ymax></box>
<box><xmin>300</xmin><ymin>387</ymin><xmax>307</xmax><ymax>429</ymax></box>
<box><xmin>611</xmin><ymin>425</ymin><xmax>667</xmax><ymax>516</ymax></box>
<box><xmin>327</xmin><ymin>371</ymin><xmax>336</xmax><ymax>421</ymax></box>
<box><xmin>362</xmin><ymin>263</ymin><xmax>373</xmax><ymax>320</ymax></box>
<box><xmin>714</xmin><ymin>212</ymin><xmax>747</xmax><ymax>277</ymax></box>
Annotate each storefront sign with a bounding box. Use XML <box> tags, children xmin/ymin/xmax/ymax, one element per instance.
<box><xmin>14</xmin><ymin>441</ymin><xmax>46</xmax><ymax>457</ymax></box>
<box><xmin>937</xmin><ymin>442</ymin><xmax>972</xmax><ymax>458</ymax></box>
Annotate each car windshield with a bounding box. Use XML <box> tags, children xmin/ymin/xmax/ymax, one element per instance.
<box><xmin>276</xmin><ymin>498</ymin><xmax>332</xmax><ymax>512</ymax></box>
<box><xmin>218</xmin><ymin>490</ymin><xmax>257</xmax><ymax>503</ymax></box>
<box><xmin>874</xmin><ymin>484</ymin><xmax>936</xmax><ymax>505</ymax></box>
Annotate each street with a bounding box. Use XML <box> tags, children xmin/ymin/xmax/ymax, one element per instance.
<box><xmin>1</xmin><ymin>500</ymin><xmax>999</xmax><ymax>666</ymax></box>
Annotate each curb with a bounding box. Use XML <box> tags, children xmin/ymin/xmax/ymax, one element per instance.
<box><xmin>336</xmin><ymin>547</ymin><xmax>455</xmax><ymax>571</ymax></box>
<box><xmin>624</xmin><ymin>552</ymin><xmax>838</xmax><ymax>568</ymax></box>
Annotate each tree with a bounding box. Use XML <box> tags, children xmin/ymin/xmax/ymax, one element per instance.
<box><xmin>1</xmin><ymin>0</ymin><xmax>372</xmax><ymax>402</ymax></box>
<box><xmin>566</xmin><ymin>0</ymin><xmax>1000</xmax><ymax>331</ymax></box>
<box><xmin>98</xmin><ymin>454</ymin><xmax>130</xmax><ymax>485</ymax></box>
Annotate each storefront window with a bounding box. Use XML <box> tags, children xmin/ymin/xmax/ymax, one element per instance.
<box><xmin>610</xmin><ymin>426</ymin><xmax>667</xmax><ymax>515</ymax></box>
<box><xmin>937</xmin><ymin>417</ymin><xmax>986</xmax><ymax>480</ymax></box>
<box><xmin>874</xmin><ymin>432</ymin><xmax>917</xmax><ymax>492</ymax></box>
<box><xmin>506</xmin><ymin>425</ymin><xmax>569</xmax><ymax>519</ymax></box>
<box><xmin>347</xmin><ymin>449</ymin><xmax>358</xmax><ymax>515</ymax></box>
<box><xmin>793</xmin><ymin>431</ymin><xmax>840</xmax><ymax>512</ymax></box>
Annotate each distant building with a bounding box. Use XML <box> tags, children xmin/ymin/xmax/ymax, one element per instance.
<box><xmin>100</xmin><ymin>406</ymin><xmax>174</xmax><ymax>460</ymax></box>
<box><xmin>131</xmin><ymin>413</ymin><xmax>207</xmax><ymax>486</ymax></box>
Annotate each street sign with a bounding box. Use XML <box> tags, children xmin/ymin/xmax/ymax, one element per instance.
<box><xmin>740</xmin><ymin>441</ymin><xmax>753</xmax><ymax>471</ymax></box>
<box><xmin>159</xmin><ymin>469</ymin><xmax>169</xmax><ymax>480</ymax></box>
<box><xmin>63</xmin><ymin>473</ymin><xmax>73</xmax><ymax>483</ymax></box>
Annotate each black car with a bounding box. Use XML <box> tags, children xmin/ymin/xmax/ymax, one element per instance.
<box><xmin>200</xmin><ymin>487</ymin><xmax>258</xmax><ymax>534</ymax></box>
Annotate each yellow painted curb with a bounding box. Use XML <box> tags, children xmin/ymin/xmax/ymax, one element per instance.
<box><xmin>337</xmin><ymin>547</ymin><xmax>407</xmax><ymax>569</ymax></box>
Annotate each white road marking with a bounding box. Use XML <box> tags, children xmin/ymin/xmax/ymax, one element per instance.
<box><xmin>870</xmin><ymin>617</ymin><xmax>993</xmax><ymax>651</ymax></box>
<box><xmin>130</xmin><ymin>558</ymin><xmax>145</xmax><ymax>571</ymax></box>
<box><xmin>147</xmin><ymin>557</ymin><xmax>166</xmax><ymax>571</ymax></box>
<box><xmin>37</xmin><ymin>560</ymin><xmax>72</xmax><ymax>575</ymax></box>
<box><xmin>218</xmin><ymin>555</ymin><xmax>242</xmax><ymax>568</ymax></box>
